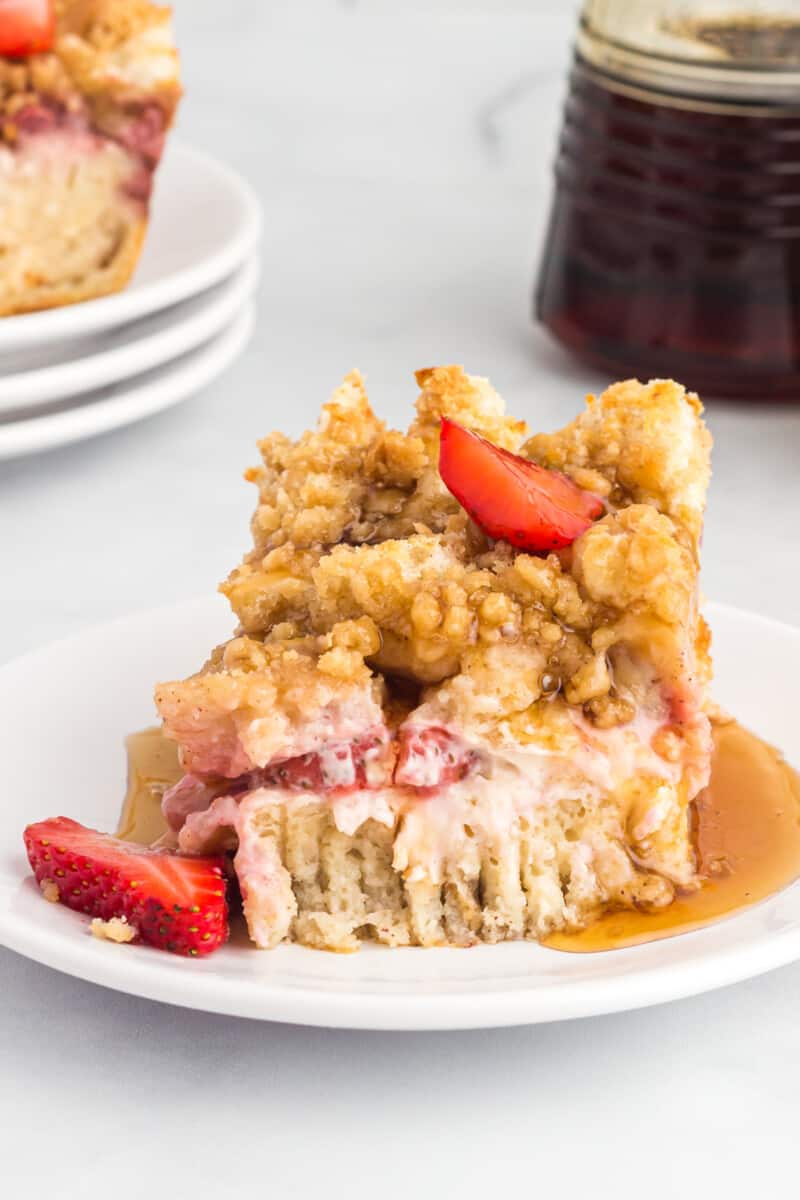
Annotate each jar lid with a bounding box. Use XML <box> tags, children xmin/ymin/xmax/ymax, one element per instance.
<box><xmin>579</xmin><ymin>0</ymin><xmax>800</xmax><ymax>103</ymax></box>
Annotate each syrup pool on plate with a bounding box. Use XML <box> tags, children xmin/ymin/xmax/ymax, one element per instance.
<box><xmin>547</xmin><ymin>720</ymin><xmax>800</xmax><ymax>952</ymax></box>
<box><xmin>116</xmin><ymin>727</ymin><xmax>180</xmax><ymax>846</ymax></box>
<box><xmin>118</xmin><ymin>721</ymin><xmax>800</xmax><ymax>951</ymax></box>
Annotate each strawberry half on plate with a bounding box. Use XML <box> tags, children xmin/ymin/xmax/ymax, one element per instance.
<box><xmin>23</xmin><ymin>817</ymin><xmax>229</xmax><ymax>956</ymax></box>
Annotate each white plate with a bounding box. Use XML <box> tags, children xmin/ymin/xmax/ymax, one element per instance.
<box><xmin>0</xmin><ymin>261</ymin><xmax>259</xmax><ymax>415</ymax></box>
<box><xmin>0</xmin><ymin>599</ymin><xmax>798</xmax><ymax>1031</ymax></box>
<box><xmin>0</xmin><ymin>306</ymin><xmax>253</xmax><ymax>461</ymax></box>
<box><xmin>0</xmin><ymin>144</ymin><xmax>261</xmax><ymax>355</ymax></box>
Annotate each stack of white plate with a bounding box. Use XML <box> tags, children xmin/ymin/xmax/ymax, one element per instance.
<box><xmin>0</xmin><ymin>145</ymin><xmax>260</xmax><ymax>462</ymax></box>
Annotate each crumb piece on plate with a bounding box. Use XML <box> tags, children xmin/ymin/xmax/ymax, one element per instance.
<box><xmin>90</xmin><ymin>915</ymin><xmax>137</xmax><ymax>944</ymax></box>
<box><xmin>39</xmin><ymin>879</ymin><xmax>60</xmax><ymax>903</ymax></box>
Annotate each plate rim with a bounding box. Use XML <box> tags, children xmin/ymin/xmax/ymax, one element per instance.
<box><xmin>0</xmin><ymin>143</ymin><xmax>261</xmax><ymax>354</ymax></box>
<box><xmin>0</xmin><ymin>260</ymin><xmax>259</xmax><ymax>415</ymax></box>
<box><xmin>2</xmin><ymin>896</ymin><xmax>799</xmax><ymax>1031</ymax></box>
<box><xmin>1</xmin><ymin>597</ymin><xmax>799</xmax><ymax>1031</ymax></box>
<box><xmin>0</xmin><ymin>306</ymin><xmax>254</xmax><ymax>461</ymax></box>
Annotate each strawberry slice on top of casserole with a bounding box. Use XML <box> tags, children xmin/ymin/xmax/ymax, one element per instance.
<box><xmin>152</xmin><ymin>366</ymin><xmax>713</xmax><ymax>953</ymax></box>
<box><xmin>0</xmin><ymin>0</ymin><xmax>180</xmax><ymax>316</ymax></box>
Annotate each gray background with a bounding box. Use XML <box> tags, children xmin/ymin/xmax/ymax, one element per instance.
<box><xmin>2</xmin><ymin>2</ymin><xmax>799</xmax><ymax>1194</ymax></box>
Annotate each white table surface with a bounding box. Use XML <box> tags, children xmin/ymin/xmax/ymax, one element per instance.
<box><xmin>2</xmin><ymin>2</ymin><xmax>800</xmax><ymax>1194</ymax></box>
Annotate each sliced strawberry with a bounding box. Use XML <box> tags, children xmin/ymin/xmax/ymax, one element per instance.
<box><xmin>394</xmin><ymin>726</ymin><xmax>479</xmax><ymax>789</ymax></box>
<box><xmin>24</xmin><ymin>817</ymin><xmax>228</xmax><ymax>957</ymax></box>
<box><xmin>0</xmin><ymin>0</ymin><xmax>55</xmax><ymax>57</ymax></box>
<box><xmin>261</xmin><ymin>729</ymin><xmax>393</xmax><ymax>793</ymax></box>
<box><xmin>439</xmin><ymin>418</ymin><xmax>603</xmax><ymax>552</ymax></box>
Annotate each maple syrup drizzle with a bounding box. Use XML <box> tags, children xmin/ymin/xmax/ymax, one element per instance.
<box><xmin>119</xmin><ymin>721</ymin><xmax>800</xmax><ymax>952</ymax></box>
<box><xmin>547</xmin><ymin>720</ymin><xmax>800</xmax><ymax>953</ymax></box>
<box><xmin>116</xmin><ymin>727</ymin><xmax>180</xmax><ymax>846</ymax></box>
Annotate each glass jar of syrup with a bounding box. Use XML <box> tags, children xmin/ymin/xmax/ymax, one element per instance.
<box><xmin>535</xmin><ymin>1</ymin><xmax>800</xmax><ymax>399</ymax></box>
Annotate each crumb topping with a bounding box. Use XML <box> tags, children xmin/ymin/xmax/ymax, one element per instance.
<box><xmin>0</xmin><ymin>0</ymin><xmax>180</xmax><ymax>141</ymax></box>
<box><xmin>155</xmin><ymin>629</ymin><xmax>388</xmax><ymax>777</ymax></box>
<box><xmin>40</xmin><ymin>879</ymin><xmax>60</xmax><ymax>903</ymax></box>
<box><xmin>90</xmin><ymin>915</ymin><xmax>137</xmax><ymax>943</ymax></box>
<box><xmin>523</xmin><ymin>377</ymin><xmax>711</xmax><ymax>552</ymax></box>
<box><xmin>158</xmin><ymin>368</ymin><xmax>712</xmax><ymax>764</ymax></box>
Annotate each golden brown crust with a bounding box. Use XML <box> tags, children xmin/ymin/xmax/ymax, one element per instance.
<box><xmin>56</xmin><ymin>0</ymin><xmax>181</xmax><ymax>118</ymax></box>
<box><xmin>231</xmin><ymin>366</ymin><xmax>525</xmax><ymax>563</ymax></box>
<box><xmin>0</xmin><ymin>214</ymin><xmax>145</xmax><ymax>317</ymax></box>
<box><xmin>156</xmin><ymin>625</ymin><xmax>387</xmax><ymax>777</ymax></box>
<box><xmin>523</xmin><ymin>378</ymin><xmax>712</xmax><ymax>553</ymax></box>
<box><xmin>58</xmin><ymin>0</ymin><xmax>166</xmax><ymax>44</ymax></box>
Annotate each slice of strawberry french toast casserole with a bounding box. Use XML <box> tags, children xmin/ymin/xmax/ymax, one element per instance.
<box><xmin>0</xmin><ymin>0</ymin><xmax>181</xmax><ymax>315</ymax></box>
<box><xmin>144</xmin><ymin>367</ymin><xmax>713</xmax><ymax>953</ymax></box>
<box><xmin>23</xmin><ymin>366</ymin><xmax>713</xmax><ymax>955</ymax></box>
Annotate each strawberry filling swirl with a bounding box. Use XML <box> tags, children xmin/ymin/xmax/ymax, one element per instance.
<box><xmin>9</xmin><ymin>97</ymin><xmax>167</xmax><ymax>204</ymax></box>
<box><xmin>163</xmin><ymin>725</ymin><xmax>482</xmax><ymax>834</ymax></box>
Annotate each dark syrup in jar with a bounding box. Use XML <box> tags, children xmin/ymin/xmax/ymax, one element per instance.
<box><xmin>535</xmin><ymin>57</ymin><xmax>800</xmax><ymax>399</ymax></box>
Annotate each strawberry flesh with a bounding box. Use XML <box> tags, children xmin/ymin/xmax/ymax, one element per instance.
<box><xmin>394</xmin><ymin>726</ymin><xmax>480</xmax><ymax>790</ymax></box>
<box><xmin>439</xmin><ymin>417</ymin><xmax>603</xmax><ymax>552</ymax></box>
<box><xmin>24</xmin><ymin>817</ymin><xmax>228</xmax><ymax>957</ymax></box>
<box><xmin>261</xmin><ymin>729</ymin><xmax>392</xmax><ymax>793</ymax></box>
<box><xmin>0</xmin><ymin>0</ymin><xmax>56</xmax><ymax>57</ymax></box>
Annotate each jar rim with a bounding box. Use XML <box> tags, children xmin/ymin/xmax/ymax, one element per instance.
<box><xmin>578</xmin><ymin>7</ymin><xmax>800</xmax><ymax>102</ymax></box>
